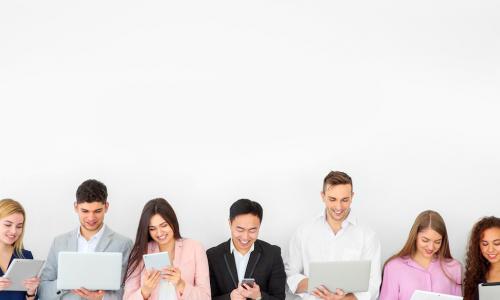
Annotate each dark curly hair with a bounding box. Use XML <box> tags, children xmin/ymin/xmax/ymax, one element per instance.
<box><xmin>463</xmin><ymin>216</ymin><xmax>500</xmax><ymax>300</ymax></box>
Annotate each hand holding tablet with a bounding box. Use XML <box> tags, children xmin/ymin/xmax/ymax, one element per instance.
<box><xmin>2</xmin><ymin>259</ymin><xmax>44</xmax><ymax>291</ymax></box>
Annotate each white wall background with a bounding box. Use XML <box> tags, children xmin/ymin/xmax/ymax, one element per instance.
<box><xmin>1</xmin><ymin>0</ymin><xmax>499</xmax><ymax>281</ymax></box>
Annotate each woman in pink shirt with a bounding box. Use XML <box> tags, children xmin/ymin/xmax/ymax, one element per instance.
<box><xmin>123</xmin><ymin>198</ymin><xmax>211</xmax><ymax>300</ymax></box>
<box><xmin>379</xmin><ymin>210</ymin><xmax>462</xmax><ymax>300</ymax></box>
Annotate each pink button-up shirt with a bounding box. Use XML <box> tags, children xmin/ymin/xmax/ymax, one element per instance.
<box><xmin>124</xmin><ymin>238</ymin><xmax>211</xmax><ymax>300</ymax></box>
<box><xmin>379</xmin><ymin>256</ymin><xmax>462</xmax><ymax>300</ymax></box>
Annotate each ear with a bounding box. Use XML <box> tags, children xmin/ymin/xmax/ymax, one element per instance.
<box><xmin>104</xmin><ymin>201</ymin><xmax>109</xmax><ymax>213</ymax></box>
<box><xmin>320</xmin><ymin>191</ymin><xmax>325</xmax><ymax>201</ymax></box>
<box><xmin>74</xmin><ymin>202</ymin><xmax>78</xmax><ymax>212</ymax></box>
<box><xmin>228</xmin><ymin>219</ymin><xmax>232</xmax><ymax>227</ymax></box>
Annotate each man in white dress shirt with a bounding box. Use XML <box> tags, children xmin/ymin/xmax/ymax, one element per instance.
<box><xmin>285</xmin><ymin>171</ymin><xmax>381</xmax><ymax>300</ymax></box>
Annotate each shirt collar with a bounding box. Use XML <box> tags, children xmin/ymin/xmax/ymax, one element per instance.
<box><xmin>230</xmin><ymin>239</ymin><xmax>255</xmax><ymax>256</ymax></box>
<box><xmin>77</xmin><ymin>224</ymin><xmax>106</xmax><ymax>242</ymax></box>
<box><xmin>402</xmin><ymin>256</ymin><xmax>439</xmax><ymax>270</ymax></box>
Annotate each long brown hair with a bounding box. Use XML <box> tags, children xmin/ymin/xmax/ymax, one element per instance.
<box><xmin>463</xmin><ymin>216</ymin><xmax>500</xmax><ymax>300</ymax></box>
<box><xmin>383</xmin><ymin>210</ymin><xmax>456</xmax><ymax>281</ymax></box>
<box><xmin>0</xmin><ymin>199</ymin><xmax>27</xmax><ymax>257</ymax></box>
<box><xmin>124</xmin><ymin>198</ymin><xmax>182</xmax><ymax>283</ymax></box>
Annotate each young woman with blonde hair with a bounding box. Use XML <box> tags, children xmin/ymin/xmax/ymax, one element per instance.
<box><xmin>0</xmin><ymin>199</ymin><xmax>39</xmax><ymax>299</ymax></box>
<box><xmin>379</xmin><ymin>210</ymin><xmax>461</xmax><ymax>300</ymax></box>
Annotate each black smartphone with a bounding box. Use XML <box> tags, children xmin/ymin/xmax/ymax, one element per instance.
<box><xmin>241</xmin><ymin>278</ymin><xmax>255</xmax><ymax>288</ymax></box>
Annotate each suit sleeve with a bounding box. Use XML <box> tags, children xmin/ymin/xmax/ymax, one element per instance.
<box><xmin>261</xmin><ymin>246</ymin><xmax>286</xmax><ymax>300</ymax></box>
<box><xmin>207</xmin><ymin>249</ymin><xmax>231</xmax><ymax>300</ymax></box>
<box><xmin>105</xmin><ymin>238</ymin><xmax>134</xmax><ymax>300</ymax></box>
<box><xmin>38</xmin><ymin>239</ymin><xmax>61</xmax><ymax>300</ymax></box>
<box><xmin>179</xmin><ymin>242</ymin><xmax>211</xmax><ymax>300</ymax></box>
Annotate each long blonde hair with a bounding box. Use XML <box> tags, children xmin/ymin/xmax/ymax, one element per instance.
<box><xmin>384</xmin><ymin>210</ymin><xmax>456</xmax><ymax>281</ymax></box>
<box><xmin>0</xmin><ymin>199</ymin><xmax>26</xmax><ymax>257</ymax></box>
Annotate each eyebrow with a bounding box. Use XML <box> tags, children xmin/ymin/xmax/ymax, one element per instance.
<box><xmin>237</xmin><ymin>226</ymin><xmax>257</xmax><ymax>230</ymax></box>
<box><xmin>149</xmin><ymin>222</ymin><xmax>167</xmax><ymax>228</ymax></box>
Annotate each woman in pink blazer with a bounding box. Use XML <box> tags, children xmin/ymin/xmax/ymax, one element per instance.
<box><xmin>123</xmin><ymin>198</ymin><xmax>211</xmax><ymax>300</ymax></box>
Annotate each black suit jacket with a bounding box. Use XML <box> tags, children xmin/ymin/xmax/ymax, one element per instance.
<box><xmin>206</xmin><ymin>239</ymin><xmax>286</xmax><ymax>300</ymax></box>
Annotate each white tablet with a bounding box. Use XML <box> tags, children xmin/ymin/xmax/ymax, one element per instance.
<box><xmin>410</xmin><ymin>290</ymin><xmax>463</xmax><ymax>300</ymax></box>
<box><xmin>479</xmin><ymin>282</ymin><xmax>500</xmax><ymax>300</ymax></box>
<box><xmin>308</xmin><ymin>260</ymin><xmax>371</xmax><ymax>293</ymax></box>
<box><xmin>3</xmin><ymin>259</ymin><xmax>45</xmax><ymax>291</ymax></box>
<box><xmin>56</xmin><ymin>252</ymin><xmax>122</xmax><ymax>291</ymax></box>
<box><xmin>143</xmin><ymin>252</ymin><xmax>171</xmax><ymax>271</ymax></box>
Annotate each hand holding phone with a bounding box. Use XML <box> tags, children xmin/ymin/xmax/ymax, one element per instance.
<box><xmin>241</xmin><ymin>278</ymin><xmax>255</xmax><ymax>288</ymax></box>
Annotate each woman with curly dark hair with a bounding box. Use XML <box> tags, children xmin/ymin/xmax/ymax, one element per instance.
<box><xmin>463</xmin><ymin>216</ymin><xmax>500</xmax><ymax>300</ymax></box>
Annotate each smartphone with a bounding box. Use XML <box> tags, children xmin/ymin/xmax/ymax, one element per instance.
<box><xmin>241</xmin><ymin>278</ymin><xmax>255</xmax><ymax>288</ymax></box>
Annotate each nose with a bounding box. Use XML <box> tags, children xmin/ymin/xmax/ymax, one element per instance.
<box><xmin>487</xmin><ymin>244</ymin><xmax>495</xmax><ymax>253</ymax></box>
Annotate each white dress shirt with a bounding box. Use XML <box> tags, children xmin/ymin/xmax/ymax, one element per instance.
<box><xmin>77</xmin><ymin>224</ymin><xmax>106</xmax><ymax>253</ymax></box>
<box><xmin>77</xmin><ymin>224</ymin><xmax>109</xmax><ymax>300</ymax></box>
<box><xmin>285</xmin><ymin>210</ymin><xmax>381</xmax><ymax>300</ymax></box>
<box><xmin>230</xmin><ymin>239</ymin><xmax>255</xmax><ymax>283</ymax></box>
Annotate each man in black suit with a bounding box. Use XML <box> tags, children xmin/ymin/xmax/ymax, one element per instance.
<box><xmin>207</xmin><ymin>199</ymin><xmax>286</xmax><ymax>300</ymax></box>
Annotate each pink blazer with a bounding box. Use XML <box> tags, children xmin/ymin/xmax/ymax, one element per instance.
<box><xmin>124</xmin><ymin>238</ymin><xmax>211</xmax><ymax>300</ymax></box>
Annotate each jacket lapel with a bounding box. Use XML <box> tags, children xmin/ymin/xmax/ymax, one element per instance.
<box><xmin>244</xmin><ymin>241</ymin><xmax>261</xmax><ymax>278</ymax></box>
<box><xmin>94</xmin><ymin>225</ymin><xmax>112</xmax><ymax>252</ymax></box>
<box><xmin>68</xmin><ymin>228</ymin><xmax>79</xmax><ymax>251</ymax></box>
<box><xmin>223</xmin><ymin>240</ymin><xmax>239</xmax><ymax>288</ymax></box>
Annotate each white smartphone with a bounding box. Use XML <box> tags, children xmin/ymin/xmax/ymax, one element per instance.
<box><xmin>143</xmin><ymin>252</ymin><xmax>171</xmax><ymax>271</ymax></box>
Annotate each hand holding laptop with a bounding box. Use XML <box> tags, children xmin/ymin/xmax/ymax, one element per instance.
<box><xmin>71</xmin><ymin>288</ymin><xmax>105</xmax><ymax>299</ymax></box>
<box><xmin>311</xmin><ymin>285</ymin><xmax>348</xmax><ymax>300</ymax></box>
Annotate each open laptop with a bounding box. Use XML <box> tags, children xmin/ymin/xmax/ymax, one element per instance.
<box><xmin>57</xmin><ymin>252</ymin><xmax>122</xmax><ymax>291</ymax></box>
<box><xmin>479</xmin><ymin>282</ymin><xmax>500</xmax><ymax>300</ymax></box>
<box><xmin>410</xmin><ymin>290</ymin><xmax>462</xmax><ymax>300</ymax></box>
<box><xmin>308</xmin><ymin>260</ymin><xmax>370</xmax><ymax>293</ymax></box>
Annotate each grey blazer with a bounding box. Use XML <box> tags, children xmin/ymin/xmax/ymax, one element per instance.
<box><xmin>38</xmin><ymin>225</ymin><xmax>133</xmax><ymax>300</ymax></box>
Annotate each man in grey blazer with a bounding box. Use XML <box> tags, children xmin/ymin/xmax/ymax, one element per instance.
<box><xmin>39</xmin><ymin>179</ymin><xmax>133</xmax><ymax>300</ymax></box>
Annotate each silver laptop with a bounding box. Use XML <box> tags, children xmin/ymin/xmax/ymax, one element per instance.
<box><xmin>57</xmin><ymin>252</ymin><xmax>122</xmax><ymax>291</ymax></box>
<box><xmin>479</xmin><ymin>283</ymin><xmax>500</xmax><ymax>300</ymax></box>
<box><xmin>410</xmin><ymin>290</ymin><xmax>462</xmax><ymax>300</ymax></box>
<box><xmin>308</xmin><ymin>260</ymin><xmax>370</xmax><ymax>293</ymax></box>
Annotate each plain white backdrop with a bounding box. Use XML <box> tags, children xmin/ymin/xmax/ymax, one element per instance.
<box><xmin>1</xmin><ymin>0</ymin><xmax>499</xmax><ymax>283</ymax></box>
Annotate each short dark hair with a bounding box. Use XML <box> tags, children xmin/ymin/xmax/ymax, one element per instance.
<box><xmin>323</xmin><ymin>171</ymin><xmax>353</xmax><ymax>192</ymax></box>
<box><xmin>229</xmin><ymin>199</ymin><xmax>263</xmax><ymax>222</ymax></box>
<box><xmin>76</xmin><ymin>179</ymin><xmax>108</xmax><ymax>204</ymax></box>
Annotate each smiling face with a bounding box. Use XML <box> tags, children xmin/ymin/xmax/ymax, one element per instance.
<box><xmin>74</xmin><ymin>201</ymin><xmax>108</xmax><ymax>234</ymax></box>
<box><xmin>149</xmin><ymin>214</ymin><xmax>175</xmax><ymax>247</ymax></box>
<box><xmin>229</xmin><ymin>213</ymin><xmax>261</xmax><ymax>255</ymax></box>
<box><xmin>321</xmin><ymin>184</ymin><xmax>353</xmax><ymax>223</ymax></box>
<box><xmin>415</xmin><ymin>228</ymin><xmax>443</xmax><ymax>259</ymax></box>
<box><xmin>0</xmin><ymin>213</ymin><xmax>24</xmax><ymax>246</ymax></box>
<box><xmin>480</xmin><ymin>227</ymin><xmax>500</xmax><ymax>265</ymax></box>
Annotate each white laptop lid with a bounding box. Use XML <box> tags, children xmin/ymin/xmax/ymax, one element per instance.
<box><xmin>308</xmin><ymin>260</ymin><xmax>370</xmax><ymax>293</ymax></box>
<box><xmin>57</xmin><ymin>252</ymin><xmax>122</xmax><ymax>291</ymax></box>
<box><xmin>479</xmin><ymin>282</ymin><xmax>500</xmax><ymax>300</ymax></box>
<box><xmin>410</xmin><ymin>290</ymin><xmax>463</xmax><ymax>300</ymax></box>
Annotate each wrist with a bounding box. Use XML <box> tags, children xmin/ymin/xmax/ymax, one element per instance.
<box><xmin>175</xmin><ymin>279</ymin><xmax>185</xmax><ymax>293</ymax></box>
<box><xmin>255</xmin><ymin>292</ymin><xmax>262</xmax><ymax>300</ymax></box>
<box><xmin>140</xmin><ymin>287</ymin><xmax>151</xmax><ymax>299</ymax></box>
